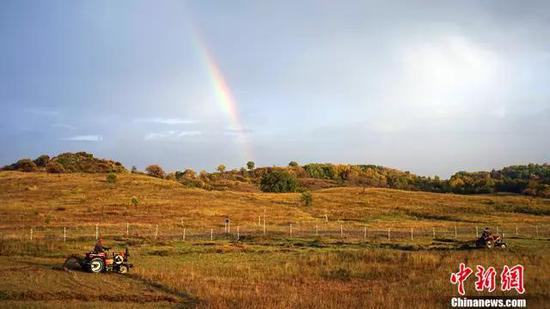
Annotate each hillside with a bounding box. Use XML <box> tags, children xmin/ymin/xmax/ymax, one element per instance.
<box><xmin>1</xmin><ymin>171</ymin><xmax>548</xmax><ymax>232</ymax></box>
<box><xmin>1</xmin><ymin>152</ymin><xmax>126</xmax><ymax>174</ymax></box>
<box><xmin>0</xmin><ymin>171</ymin><xmax>549</xmax><ymax>308</ymax></box>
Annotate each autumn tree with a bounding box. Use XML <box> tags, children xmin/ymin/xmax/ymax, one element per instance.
<box><xmin>145</xmin><ymin>164</ymin><xmax>165</xmax><ymax>178</ymax></box>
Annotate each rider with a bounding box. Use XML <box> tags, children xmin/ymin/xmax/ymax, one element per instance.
<box><xmin>481</xmin><ymin>227</ymin><xmax>491</xmax><ymax>239</ymax></box>
<box><xmin>93</xmin><ymin>238</ymin><xmax>110</xmax><ymax>253</ymax></box>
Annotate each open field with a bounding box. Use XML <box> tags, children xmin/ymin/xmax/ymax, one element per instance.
<box><xmin>0</xmin><ymin>171</ymin><xmax>549</xmax><ymax>308</ymax></box>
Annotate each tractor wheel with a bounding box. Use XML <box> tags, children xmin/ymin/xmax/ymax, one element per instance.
<box><xmin>63</xmin><ymin>256</ymin><xmax>82</xmax><ymax>272</ymax></box>
<box><xmin>118</xmin><ymin>265</ymin><xmax>129</xmax><ymax>274</ymax></box>
<box><xmin>499</xmin><ymin>243</ymin><xmax>507</xmax><ymax>249</ymax></box>
<box><xmin>485</xmin><ymin>239</ymin><xmax>494</xmax><ymax>249</ymax></box>
<box><xmin>89</xmin><ymin>258</ymin><xmax>104</xmax><ymax>273</ymax></box>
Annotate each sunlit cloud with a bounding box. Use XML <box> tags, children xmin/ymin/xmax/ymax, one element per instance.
<box><xmin>60</xmin><ymin>135</ymin><xmax>103</xmax><ymax>142</ymax></box>
<box><xmin>133</xmin><ymin>118</ymin><xmax>197</xmax><ymax>125</ymax></box>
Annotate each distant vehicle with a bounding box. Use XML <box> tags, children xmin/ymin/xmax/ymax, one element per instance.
<box><xmin>64</xmin><ymin>247</ymin><xmax>132</xmax><ymax>273</ymax></box>
<box><xmin>475</xmin><ymin>228</ymin><xmax>506</xmax><ymax>249</ymax></box>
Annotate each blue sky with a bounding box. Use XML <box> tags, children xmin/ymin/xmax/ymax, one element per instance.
<box><xmin>1</xmin><ymin>1</ymin><xmax>549</xmax><ymax>177</ymax></box>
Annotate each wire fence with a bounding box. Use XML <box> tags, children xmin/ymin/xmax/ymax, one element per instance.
<box><xmin>0</xmin><ymin>222</ymin><xmax>548</xmax><ymax>243</ymax></box>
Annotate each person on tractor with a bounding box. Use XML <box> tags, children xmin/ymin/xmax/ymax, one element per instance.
<box><xmin>481</xmin><ymin>227</ymin><xmax>491</xmax><ymax>240</ymax></box>
<box><xmin>93</xmin><ymin>238</ymin><xmax>110</xmax><ymax>253</ymax></box>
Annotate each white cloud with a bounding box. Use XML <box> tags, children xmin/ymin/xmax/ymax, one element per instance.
<box><xmin>60</xmin><ymin>135</ymin><xmax>103</xmax><ymax>142</ymax></box>
<box><xmin>144</xmin><ymin>130</ymin><xmax>202</xmax><ymax>141</ymax></box>
<box><xmin>133</xmin><ymin>118</ymin><xmax>196</xmax><ymax>125</ymax></box>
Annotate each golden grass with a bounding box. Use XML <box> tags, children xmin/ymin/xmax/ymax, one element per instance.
<box><xmin>0</xmin><ymin>171</ymin><xmax>549</xmax><ymax>308</ymax></box>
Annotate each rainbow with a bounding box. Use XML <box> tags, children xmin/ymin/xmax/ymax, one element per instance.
<box><xmin>188</xmin><ymin>24</ymin><xmax>254</xmax><ymax>162</ymax></box>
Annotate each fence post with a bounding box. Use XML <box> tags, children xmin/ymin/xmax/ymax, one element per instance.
<box><xmin>264</xmin><ymin>207</ymin><xmax>266</xmax><ymax>236</ymax></box>
<box><xmin>210</xmin><ymin>228</ymin><xmax>213</xmax><ymax>241</ymax></box>
<box><xmin>387</xmin><ymin>228</ymin><xmax>391</xmax><ymax>241</ymax></box>
<box><xmin>237</xmin><ymin>226</ymin><xmax>240</xmax><ymax>240</ymax></box>
<box><xmin>340</xmin><ymin>225</ymin><xmax>343</xmax><ymax>238</ymax></box>
<box><xmin>30</xmin><ymin>228</ymin><xmax>33</xmax><ymax>241</ymax></box>
<box><xmin>364</xmin><ymin>226</ymin><xmax>367</xmax><ymax>240</ymax></box>
<box><xmin>95</xmin><ymin>224</ymin><xmax>99</xmax><ymax>240</ymax></box>
<box><xmin>496</xmin><ymin>226</ymin><xmax>499</xmax><ymax>235</ymax></box>
<box><xmin>515</xmin><ymin>225</ymin><xmax>518</xmax><ymax>236</ymax></box>
<box><xmin>454</xmin><ymin>226</ymin><xmax>457</xmax><ymax>239</ymax></box>
<box><xmin>289</xmin><ymin>224</ymin><xmax>292</xmax><ymax>237</ymax></box>
<box><xmin>258</xmin><ymin>216</ymin><xmax>261</xmax><ymax>226</ymax></box>
<box><xmin>476</xmin><ymin>226</ymin><xmax>479</xmax><ymax>238</ymax></box>
<box><xmin>63</xmin><ymin>227</ymin><xmax>67</xmax><ymax>242</ymax></box>
<box><xmin>410</xmin><ymin>227</ymin><xmax>414</xmax><ymax>241</ymax></box>
<box><xmin>183</xmin><ymin>228</ymin><xmax>186</xmax><ymax>241</ymax></box>
<box><xmin>126</xmin><ymin>222</ymin><xmax>129</xmax><ymax>237</ymax></box>
<box><xmin>325</xmin><ymin>215</ymin><xmax>328</xmax><ymax>222</ymax></box>
<box><xmin>432</xmin><ymin>227</ymin><xmax>435</xmax><ymax>239</ymax></box>
<box><xmin>155</xmin><ymin>224</ymin><xmax>159</xmax><ymax>240</ymax></box>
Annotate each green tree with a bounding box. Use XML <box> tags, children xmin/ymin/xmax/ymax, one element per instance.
<box><xmin>260</xmin><ymin>170</ymin><xmax>298</xmax><ymax>193</ymax></box>
<box><xmin>217</xmin><ymin>164</ymin><xmax>226</xmax><ymax>173</ymax></box>
<box><xmin>33</xmin><ymin>155</ymin><xmax>50</xmax><ymax>167</ymax></box>
<box><xmin>246</xmin><ymin>161</ymin><xmax>255</xmax><ymax>170</ymax></box>
<box><xmin>288</xmin><ymin>161</ymin><xmax>299</xmax><ymax>167</ymax></box>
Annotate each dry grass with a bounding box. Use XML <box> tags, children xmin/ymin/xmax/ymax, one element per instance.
<box><xmin>0</xmin><ymin>171</ymin><xmax>549</xmax><ymax>308</ymax></box>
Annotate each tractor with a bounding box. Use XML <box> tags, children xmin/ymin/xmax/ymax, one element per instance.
<box><xmin>64</xmin><ymin>247</ymin><xmax>132</xmax><ymax>273</ymax></box>
<box><xmin>475</xmin><ymin>230</ymin><xmax>507</xmax><ymax>249</ymax></box>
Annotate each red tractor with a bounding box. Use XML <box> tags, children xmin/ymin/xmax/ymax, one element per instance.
<box><xmin>475</xmin><ymin>229</ymin><xmax>507</xmax><ymax>249</ymax></box>
<box><xmin>64</xmin><ymin>247</ymin><xmax>132</xmax><ymax>273</ymax></box>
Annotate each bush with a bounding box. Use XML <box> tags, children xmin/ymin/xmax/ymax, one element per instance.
<box><xmin>145</xmin><ymin>164</ymin><xmax>165</xmax><ymax>178</ymax></box>
<box><xmin>301</xmin><ymin>191</ymin><xmax>313</xmax><ymax>206</ymax></box>
<box><xmin>131</xmin><ymin>196</ymin><xmax>139</xmax><ymax>207</ymax></box>
<box><xmin>106</xmin><ymin>172</ymin><xmax>117</xmax><ymax>183</ymax></box>
<box><xmin>260</xmin><ymin>170</ymin><xmax>298</xmax><ymax>193</ymax></box>
<box><xmin>289</xmin><ymin>161</ymin><xmax>299</xmax><ymax>167</ymax></box>
<box><xmin>45</xmin><ymin>161</ymin><xmax>65</xmax><ymax>173</ymax></box>
<box><xmin>217</xmin><ymin>164</ymin><xmax>226</xmax><ymax>173</ymax></box>
<box><xmin>16</xmin><ymin>159</ymin><xmax>37</xmax><ymax>172</ymax></box>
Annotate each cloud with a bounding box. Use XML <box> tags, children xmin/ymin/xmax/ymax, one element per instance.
<box><xmin>144</xmin><ymin>130</ymin><xmax>202</xmax><ymax>141</ymax></box>
<box><xmin>133</xmin><ymin>118</ymin><xmax>196</xmax><ymax>125</ymax></box>
<box><xmin>60</xmin><ymin>135</ymin><xmax>103</xmax><ymax>142</ymax></box>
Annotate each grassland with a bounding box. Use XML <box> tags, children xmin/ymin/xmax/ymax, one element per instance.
<box><xmin>0</xmin><ymin>171</ymin><xmax>549</xmax><ymax>308</ymax></box>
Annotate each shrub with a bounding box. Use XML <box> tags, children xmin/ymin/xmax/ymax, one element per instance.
<box><xmin>145</xmin><ymin>164</ymin><xmax>165</xmax><ymax>178</ymax></box>
<box><xmin>301</xmin><ymin>191</ymin><xmax>313</xmax><ymax>206</ymax></box>
<box><xmin>131</xmin><ymin>196</ymin><xmax>139</xmax><ymax>207</ymax></box>
<box><xmin>106</xmin><ymin>172</ymin><xmax>117</xmax><ymax>183</ymax></box>
<box><xmin>45</xmin><ymin>161</ymin><xmax>65</xmax><ymax>173</ymax></box>
<box><xmin>33</xmin><ymin>155</ymin><xmax>50</xmax><ymax>167</ymax></box>
<box><xmin>16</xmin><ymin>159</ymin><xmax>37</xmax><ymax>172</ymax></box>
<box><xmin>289</xmin><ymin>161</ymin><xmax>299</xmax><ymax>167</ymax></box>
<box><xmin>260</xmin><ymin>170</ymin><xmax>298</xmax><ymax>193</ymax></box>
<box><xmin>217</xmin><ymin>164</ymin><xmax>226</xmax><ymax>173</ymax></box>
